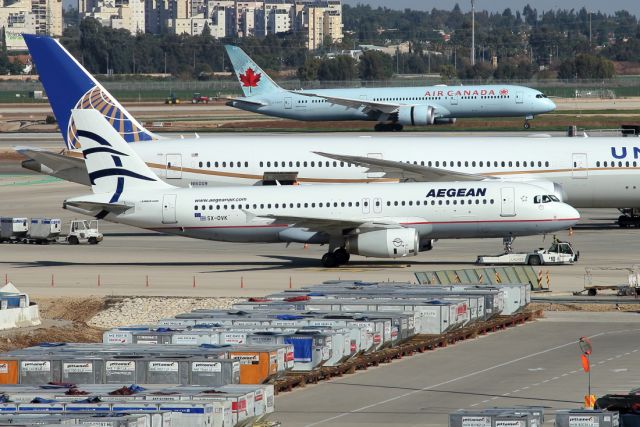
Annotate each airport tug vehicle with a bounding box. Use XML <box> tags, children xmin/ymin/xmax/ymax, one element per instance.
<box><xmin>477</xmin><ymin>237</ymin><xmax>578</xmax><ymax>266</ymax></box>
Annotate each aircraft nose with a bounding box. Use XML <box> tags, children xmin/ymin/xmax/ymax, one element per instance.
<box><xmin>558</xmin><ymin>203</ymin><xmax>580</xmax><ymax>227</ymax></box>
<box><xmin>545</xmin><ymin>98</ymin><xmax>556</xmax><ymax>112</ymax></box>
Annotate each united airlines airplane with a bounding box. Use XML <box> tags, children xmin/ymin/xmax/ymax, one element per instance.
<box><xmin>20</xmin><ymin>35</ymin><xmax>640</xmax><ymax>227</ymax></box>
<box><xmin>224</xmin><ymin>45</ymin><xmax>556</xmax><ymax>131</ymax></box>
<box><xmin>64</xmin><ymin>109</ymin><xmax>579</xmax><ymax>266</ymax></box>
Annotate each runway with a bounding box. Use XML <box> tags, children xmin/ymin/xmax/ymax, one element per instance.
<box><xmin>270</xmin><ymin>311</ymin><xmax>640</xmax><ymax>426</ymax></box>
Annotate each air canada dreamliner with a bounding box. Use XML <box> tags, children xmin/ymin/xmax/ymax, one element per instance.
<box><xmin>21</xmin><ymin>34</ymin><xmax>640</xmax><ymax>226</ymax></box>
<box><xmin>64</xmin><ymin>109</ymin><xmax>579</xmax><ymax>266</ymax></box>
<box><xmin>224</xmin><ymin>45</ymin><xmax>556</xmax><ymax>131</ymax></box>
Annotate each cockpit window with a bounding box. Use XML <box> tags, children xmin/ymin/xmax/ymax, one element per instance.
<box><xmin>535</xmin><ymin>93</ymin><xmax>548</xmax><ymax>99</ymax></box>
<box><xmin>534</xmin><ymin>195</ymin><xmax>560</xmax><ymax>203</ymax></box>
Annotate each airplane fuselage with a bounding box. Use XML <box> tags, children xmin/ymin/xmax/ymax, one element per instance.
<box><xmin>72</xmin><ymin>182</ymin><xmax>578</xmax><ymax>244</ymax></box>
<box><xmin>105</xmin><ymin>135</ymin><xmax>640</xmax><ymax>209</ymax></box>
<box><xmin>228</xmin><ymin>85</ymin><xmax>555</xmax><ymax>122</ymax></box>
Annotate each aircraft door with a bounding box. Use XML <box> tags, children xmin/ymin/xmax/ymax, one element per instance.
<box><xmin>162</xmin><ymin>194</ymin><xmax>177</xmax><ymax>224</ymax></box>
<box><xmin>284</xmin><ymin>97</ymin><xmax>292</xmax><ymax>109</ymax></box>
<box><xmin>500</xmin><ymin>187</ymin><xmax>516</xmax><ymax>217</ymax></box>
<box><xmin>166</xmin><ymin>154</ymin><xmax>182</xmax><ymax>179</ymax></box>
<box><xmin>366</xmin><ymin>153</ymin><xmax>383</xmax><ymax>178</ymax></box>
<box><xmin>450</xmin><ymin>93</ymin><xmax>458</xmax><ymax>105</ymax></box>
<box><xmin>373</xmin><ymin>198</ymin><xmax>382</xmax><ymax>214</ymax></box>
<box><xmin>572</xmin><ymin>153</ymin><xmax>588</xmax><ymax>179</ymax></box>
<box><xmin>362</xmin><ymin>198</ymin><xmax>371</xmax><ymax>214</ymax></box>
<box><xmin>516</xmin><ymin>91</ymin><xmax>524</xmax><ymax>104</ymax></box>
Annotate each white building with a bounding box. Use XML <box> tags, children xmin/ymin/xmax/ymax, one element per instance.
<box><xmin>0</xmin><ymin>0</ymin><xmax>63</xmax><ymax>50</ymax></box>
<box><xmin>81</xmin><ymin>0</ymin><xmax>145</xmax><ymax>34</ymax></box>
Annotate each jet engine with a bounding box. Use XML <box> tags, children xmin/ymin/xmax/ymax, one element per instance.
<box><xmin>433</xmin><ymin>118</ymin><xmax>457</xmax><ymax>125</ymax></box>
<box><xmin>346</xmin><ymin>228</ymin><xmax>419</xmax><ymax>258</ymax></box>
<box><xmin>396</xmin><ymin>105</ymin><xmax>435</xmax><ymax>126</ymax></box>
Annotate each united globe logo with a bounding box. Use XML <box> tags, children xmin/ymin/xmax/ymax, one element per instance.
<box><xmin>66</xmin><ymin>86</ymin><xmax>155</xmax><ymax>149</ymax></box>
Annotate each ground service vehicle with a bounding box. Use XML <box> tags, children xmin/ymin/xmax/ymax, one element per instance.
<box><xmin>165</xmin><ymin>94</ymin><xmax>180</xmax><ymax>105</ymax></box>
<box><xmin>579</xmin><ymin>267</ymin><xmax>640</xmax><ymax>296</ymax></box>
<box><xmin>66</xmin><ymin>220</ymin><xmax>103</xmax><ymax>245</ymax></box>
<box><xmin>477</xmin><ymin>239</ymin><xmax>578</xmax><ymax>266</ymax></box>
<box><xmin>192</xmin><ymin>93</ymin><xmax>210</xmax><ymax>104</ymax></box>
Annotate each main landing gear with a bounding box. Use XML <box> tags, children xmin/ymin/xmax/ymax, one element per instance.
<box><xmin>321</xmin><ymin>247</ymin><xmax>351</xmax><ymax>267</ymax></box>
<box><xmin>374</xmin><ymin>122</ymin><xmax>404</xmax><ymax>132</ymax></box>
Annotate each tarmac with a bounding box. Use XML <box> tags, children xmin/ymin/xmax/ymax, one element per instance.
<box><xmin>270</xmin><ymin>311</ymin><xmax>640</xmax><ymax>426</ymax></box>
<box><xmin>0</xmin><ymin>163</ymin><xmax>638</xmax><ymax>298</ymax></box>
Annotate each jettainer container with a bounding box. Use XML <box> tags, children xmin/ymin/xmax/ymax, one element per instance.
<box><xmin>555</xmin><ymin>410</ymin><xmax>620</xmax><ymax>427</ymax></box>
<box><xmin>0</xmin><ymin>217</ymin><xmax>29</xmax><ymax>242</ymax></box>
<box><xmin>0</xmin><ymin>355</ymin><xmax>240</xmax><ymax>386</ymax></box>
<box><xmin>27</xmin><ymin>218</ymin><xmax>62</xmax><ymax>243</ymax></box>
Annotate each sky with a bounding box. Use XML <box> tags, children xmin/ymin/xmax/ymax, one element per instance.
<box><xmin>343</xmin><ymin>0</ymin><xmax>640</xmax><ymax>16</ymax></box>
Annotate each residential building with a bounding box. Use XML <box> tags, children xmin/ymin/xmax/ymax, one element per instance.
<box><xmin>0</xmin><ymin>0</ymin><xmax>63</xmax><ymax>50</ymax></box>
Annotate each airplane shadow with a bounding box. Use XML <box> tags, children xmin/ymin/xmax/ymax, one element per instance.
<box><xmin>1</xmin><ymin>255</ymin><xmax>478</xmax><ymax>274</ymax></box>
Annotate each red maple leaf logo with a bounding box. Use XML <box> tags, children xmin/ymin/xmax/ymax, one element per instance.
<box><xmin>239</xmin><ymin>67</ymin><xmax>261</xmax><ymax>92</ymax></box>
<box><xmin>500</xmin><ymin>88</ymin><xmax>509</xmax><ymax>95</ymax></box>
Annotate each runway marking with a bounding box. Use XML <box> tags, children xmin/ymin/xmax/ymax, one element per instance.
<box><xmin>532</xmin><ymin>383</ymin><xmax>540</xmax><ymax>387</ymax></box>
<box><xmin>303</xmin><ymin>334</ymin><xmax>605</xmax><ymax>427</ymax></box>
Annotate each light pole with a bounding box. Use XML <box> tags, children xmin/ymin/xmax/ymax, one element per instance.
<box><xmin>471</xmin><ymin>0</ymin><xmax>475</xmax><ymax>65</ymax></box>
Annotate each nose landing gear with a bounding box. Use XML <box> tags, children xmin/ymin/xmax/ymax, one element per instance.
<box><xmin>523</xmin><ymin>115</ymin><xmax>534</xmax><ymax>129</ymax></box>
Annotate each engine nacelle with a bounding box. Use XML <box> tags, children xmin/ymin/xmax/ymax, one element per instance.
<box><xmin>433</xmin><ymin>118</ymin><xmax>456</xmax><ymax>125</ymax></box>
<box><xmin>396</xmin><ymin>105</ymin><xmax>435</xmax><ymax>126</ymax></box>
<box><xmin>346</xmin><ymin>228</ymin><xmax>419</xmax><ymax>258</ymax></box>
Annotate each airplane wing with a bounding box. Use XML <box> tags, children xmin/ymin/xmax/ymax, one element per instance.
<box><xmin>248</xmin><ymin>211</ymin><xmax>403</xmax><ymax>234</ymax></box>
<box><xmin>296</xmin><ymin>92</ymin><xmax>401</xmax><ymax>114</ymax></box>
<box><xmin>16</xmin><ymin>147</ymin><xmax>90</xmax><ymax>186</ymax></box>
<box><xmin>314</xmin><ymin>151</ymin><xmax>493</xmax><ymax>182</ymax></box>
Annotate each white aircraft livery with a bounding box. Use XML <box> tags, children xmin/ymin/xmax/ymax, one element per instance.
<box><xmin>224</xmin><ymin>45</ymin><xmax>556</xmax><ymax>130</ymax></box>
<box><xmin>64</xmin><ymin>110</ymin><xmax>579</xmax><ymax>267</ymax></box>
<box><xmin>21</xmin><ymin>34</ymin><xmax>640</xmax><ymax>224</ymax></box>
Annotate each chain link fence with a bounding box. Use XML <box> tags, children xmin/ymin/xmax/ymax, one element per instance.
<box><xmin>1</xmin><ymin>77</ymin><xmax>639</xmax><ymax>102</ymax></box>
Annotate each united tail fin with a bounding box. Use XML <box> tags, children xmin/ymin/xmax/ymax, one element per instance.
<box><xmin>71</xmin><ymin>109</ymin><xmax>172</xmax><ymax>198</ymax></box>
<box><xmin>224</xmin><ymin>45</ymin><xmax>283</xmax><ymax>98</ymax></box>
<box><xmin>23</xmin><ymin>34</ymin><xmax>159</xmax><ymax>150</ymax></box>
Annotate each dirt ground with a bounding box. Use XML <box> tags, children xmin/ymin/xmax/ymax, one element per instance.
<box><xmin>0</xmin><ymin>297</ymin><xmax>108</xmax><ymax>352</ymax></box>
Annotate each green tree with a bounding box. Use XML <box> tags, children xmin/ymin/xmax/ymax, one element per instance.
<box><xmin>358</xmin><ymin>50</ymin><xmax>393</xmax><ymax>80</ymax></box>
<box><xmin>297</xmin><ymin>57</ymin><xmax>321</xmax><ymax>81</ymax></box>
<box><xmin>558</xmin><ymin>54</ymin><xmax>615</xmax><ymax>79</ymax></box>
<box><xmin>440</xmin><ymin>64</ymin><xmax>456</xmax><ymax>81</ymax></box>
<box><xmin>317</xmin><ymin>55</ymin><xmax>357</xmax><ymax>81</ymax></box>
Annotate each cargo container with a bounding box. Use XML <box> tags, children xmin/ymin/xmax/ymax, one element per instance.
<box><xmin>555</xmin><ymin>410</ymin><xmax>620</xmax><ymax>427</ymax></box>
<box><xmin>0</xmin><ymin>414</ymin><xmax>159</xmax><ymax>427</ymax></box>
<box><xmin>450</xmin><ymin>409</ymin><xmax>541</xmax><ymax>427</ymax></box>
<box><xmin>26</xmin><ymin>218</ymin><xmax>62</xmax><ymax>243</ymax></box>
<box><xmin>0</xmin><ymin>217</ymin><xmax>29</xmax><ymax>242</ymax></box>
<box><xmin>283</xmin><ymin>331</ymin><xmax>332</xmax><ymax>371</ymax></box>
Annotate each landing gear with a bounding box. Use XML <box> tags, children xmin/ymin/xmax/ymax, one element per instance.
<box><xmin>374</xmin><ymin>123</ymin><xmax>403</xmax><ymax>132</ymax></box>
<box><xmin>321</xmin><ymin>247</ymin><xmax>350</xmax><ymax>267</ymax></box>
<box><xmin>523</xmin><ymin>115</ymin><xmax>534</xmax><ymax>129</ymax></box>
<box><xmin>503</xmin><ymin>236</ymin><xmax>515</xmax><ymax>254</ymax></box>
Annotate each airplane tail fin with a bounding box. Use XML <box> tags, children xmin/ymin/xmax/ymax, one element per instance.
<box><xmin>224</xmin><ymin>45</ymin><xmax>283</xmax><ymax>98</ymax></box>
<box><xmin>71</xmin><ymin>109</ymin><xmax>172</xmax><ymax>198</ymax></box>
<box><xmin>23</xmin><ymin>34</ymin><xmax>159</xmax><ymax>151</ymax></box>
